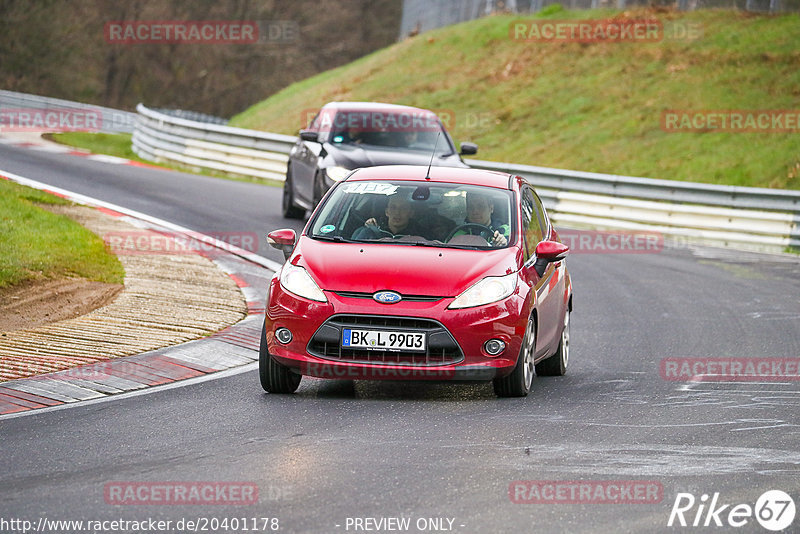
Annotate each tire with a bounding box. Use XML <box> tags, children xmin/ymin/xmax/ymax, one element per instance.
<box><xmin>282</xmin><ymin>167</ymin><xmax>305</xmax><ymax>219</ymax></box>
<box><xmin>493</xmin><ymin>315</ymin><xmax>535</xmax><ymax>397</ymax></box>
<box><xmin>259</xmin><ymin>322</ymin><xmax>301</xmax><ymax>393</ymax></box>
<box><xmin>535</xmin><ymin>308</ymin><xmax>569</xmax><ymax>377</ymax></box>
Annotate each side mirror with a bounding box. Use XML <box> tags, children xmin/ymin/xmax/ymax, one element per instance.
<box><xmin>267</xmin><ymin>229</ymin><xmax>297</xmax><ymax>261</ymax></box>
<box><xmin>299</xmin><ymin>130</ymin><xmax>319</xmax><ymax>143</ymax></box>
<box><xmin>459</xmin><ymin>142</ymin><xmax>478</xmax><ymax>156</ymax></box>
<box><xmin>534</xmin><ymin>240</ymin><xmax>569</xmax><ymax>276</ymax></box>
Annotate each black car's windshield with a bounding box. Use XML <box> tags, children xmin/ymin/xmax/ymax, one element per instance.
<box><xmin>325</xmin><ymin>111</ymin><xmax>453</xmax><ymax>154</ymax></box>
<box><xmin>310</xmin><ymin>180</ymin><xmax>515</xmax><ymax>250</ymax></box>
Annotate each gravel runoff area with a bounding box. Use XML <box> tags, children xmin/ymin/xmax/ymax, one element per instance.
<box><xmin>0</xmin><ymin>203</ymin><xmax>248</xmax><ymax>381</ymax></box>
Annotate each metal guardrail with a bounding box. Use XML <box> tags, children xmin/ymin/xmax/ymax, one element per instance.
<box><xmin>466</xmin><ymin>159</ymin><xmax>800</xmax><ymax>212</ymax></box>
<box><xmin>132</xmin><ymin>104</ymin><xmax>293</xmax><ymax>182</ymax></box>
<box><xmin>0</xmin><ymin>90</ymin><xmax>138</xmax><ymax>134</ymax></box>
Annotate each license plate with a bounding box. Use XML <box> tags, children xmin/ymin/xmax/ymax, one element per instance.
<box><xmin>342</xmin><ymin>329</ymin><xmax>426</xmax><ymax>352</ymax></box>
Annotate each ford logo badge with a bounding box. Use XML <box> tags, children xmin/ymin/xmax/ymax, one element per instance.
<box><xmin>373</xmin><ymin>291</ymin><xmax>402</xmax><ymax>304</ymax></box>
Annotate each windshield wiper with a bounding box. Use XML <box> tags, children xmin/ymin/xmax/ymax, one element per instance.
<box><xmin>312</xmin><ymin>235</ymin><xmax>352</xmax><ymax>243</ymax></box>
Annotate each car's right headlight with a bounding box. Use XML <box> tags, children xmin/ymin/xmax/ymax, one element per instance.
<box><xmin>448</xmin><ymin>273</ymin><xmax>517</xmax><ymax>309</ymax></box>
<box><xmin>325</xmin><ymin>166</ymin><xmax>351</xmax><ymax>182</ymax></box>
<box><xmin>280</xmin><ymin>264</ymin><xmax>327</xmax><ymax>302</ymax></box>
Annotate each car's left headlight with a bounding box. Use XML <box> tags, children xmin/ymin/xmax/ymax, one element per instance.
<box><xmin>325</xmin><ymin>166</ymin><xmax>351</xmax><ymax>182</ymax></box>
<box><xmin>448</xmin><ymin>273</ymin><xmax>518</xmax><ymax>309</ymax></box>
<box><xmin>280</xmin><ymin>264</ymin><xmax>327</xmax><ymax>302</ymax></box>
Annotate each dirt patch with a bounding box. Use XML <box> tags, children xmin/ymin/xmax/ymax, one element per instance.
<box><xmin>0</xmin><ymin>278</ymin><xmax>123</xmax><ymax>333</ymax></box>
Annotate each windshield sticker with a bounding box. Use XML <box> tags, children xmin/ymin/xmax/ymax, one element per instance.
<box><xmin>341</xmin><ymin>183</ymin><xmax>398</xmax><ymax>196</ymax></box>
<box><xmin>319</xmin><ymin>224</ymin><xmax>336</xmax><ymax>234</ymax></box>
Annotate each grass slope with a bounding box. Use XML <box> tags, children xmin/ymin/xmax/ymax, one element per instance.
<box><xmin>231</xmin><ymin>8</ymin><xmax>800</xmax><ymax>190</ymax></box>
<box><xmin>0</xmin><ymin>180</ymin><xmax>124</xmax><ymax>289</ymax></box>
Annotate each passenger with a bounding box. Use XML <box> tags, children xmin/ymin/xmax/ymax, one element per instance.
<box><xmin>453</xmin><ymin>191</ymin><xmax>510</xmax><ymax>247</ymax></box>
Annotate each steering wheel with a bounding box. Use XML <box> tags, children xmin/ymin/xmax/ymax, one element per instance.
<box><xmin>445</xmin><ymin>223</ymin><xmax>495</xmax><ymax>243</ymax></box>
<box><xmin>353</xmin><ymin>223</ymin><xmax>394</xmax><ymax>240</ymax></box>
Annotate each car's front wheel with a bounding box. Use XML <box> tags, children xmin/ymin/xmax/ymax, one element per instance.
<box><xmin>259</xmin><ymin>323</ymin><xmax>301</xmax><ymax>393</ymax></box>
<box><xmin>493</xmin><ymin>315</ymin><xmax>535</xmax><ymax>397</ymax></box>
<box><xmin>535</xmin><ymin>307</ymin><xmax>569</xmax><ymax>376</ymax></box>
<box><xmin>282</xmin><ymin>167</ymin><xmax>305</xmax><ymax>219</ymax></box>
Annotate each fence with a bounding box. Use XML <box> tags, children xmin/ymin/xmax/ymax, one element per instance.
<box><xmin>131</xmin><ymin>104</ymin><xmax>800</xmax><ymax>254</ymax></box>
<box><xmin>132</xmin><ymin>103</ymin><xmax>294</xmax><ymax>182</ymax></box>
<box><xmin>0</xmin><ymin>90</ymin><xmax>137</xmax><ymax>134</ymax></box>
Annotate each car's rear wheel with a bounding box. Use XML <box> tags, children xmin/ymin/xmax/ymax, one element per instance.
<box><xmin>493</xmin><ymin>315</ymin><xmax>535</xmax><ymax>397</ymax></box>
<box><xmin>259</xmin><ymin>323</ymin><xmax>301</xmax><ymax>393</ymax></box>
<box><xmin>282</xmin><ymin>167</ymin><xmax>305</xmax><ymax>219</ymax></box>
<box><xmin>536</xmin><ymin>308</ymin><xmax>569</xmax><ymax>376</ymax></box>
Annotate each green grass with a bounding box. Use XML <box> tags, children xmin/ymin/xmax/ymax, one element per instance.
<box><xmin>48</xmin><ymin>132</ymin><xmax>282</xmax><ymax>187</ymax></box>
<box><xmin>0</xmin><ymin>180</ymin><xmax>125</xmax><ymax>289</ymax></box>
<box><xmin>47</xmin><ymin>132</ymin><xmax>139</xmax><ymax>159</ymax></box>
<box><xmin>230</xmin><ymin>8</ymin><xmax>800</xmax><ymax>190</ymax></box>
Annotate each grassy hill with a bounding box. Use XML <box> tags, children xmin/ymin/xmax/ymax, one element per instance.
<box><xmin>230</xmin><ymin>7</ymin><xmax>800</xmax><ymax>190</ymax></box>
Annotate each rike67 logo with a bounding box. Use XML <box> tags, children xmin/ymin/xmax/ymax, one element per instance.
<box><xmin>668</xmin><ymin>490</ymin><xmax>795</xmax><ymax>531</ymax></box>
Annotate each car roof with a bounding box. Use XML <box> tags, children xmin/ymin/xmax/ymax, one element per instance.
<box><xmin>322</xmin><ymin>101</ymin><xmax>437</xmax><ymax>115</ymax></box>
<box><xmin>346</xmin><ymin>165</ymin><xmax>515</xmax><ymax>190</ymax></box>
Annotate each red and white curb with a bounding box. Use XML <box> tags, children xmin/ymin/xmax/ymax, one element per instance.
<box><xmin>0</xmin><ymin>169</ymin><xmax>282</xmax><ymax>418</ymax></box>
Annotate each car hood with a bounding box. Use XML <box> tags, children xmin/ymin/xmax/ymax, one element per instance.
<box><xmin>326</xmin><ymin>144</ymin><xmax>468</xmax><ymax>169</ymax></box>
<box><xmin>293</xmin><ymin>238</ymin><xmax>519</xmax><ymax>297</ymax></box>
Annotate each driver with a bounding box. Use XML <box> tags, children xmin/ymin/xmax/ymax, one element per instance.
<box><xmin>355</xmin><ymin>194</ymin><xmax>426</xmax><ymax>238</ymax></box>
<box><xmin>453</xmin><ymin>191</ymin><xmax>509</xmax><ymax>247</ymax></box>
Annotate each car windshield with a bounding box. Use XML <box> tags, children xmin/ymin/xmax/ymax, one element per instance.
<box><xmin>310</xmin><ymin>180</ymin><xmax>515</xmax><ymax>250</ymax></box>
<box><xmin>326</xmin><ymin>111</ymin><xmax>453</xmax><ymax>154</ymax></box>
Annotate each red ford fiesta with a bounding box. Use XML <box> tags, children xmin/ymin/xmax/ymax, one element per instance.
<box><xmin>261</xmin><ymin>165</ymin><xmax>572</xmax><ymax>397</ymax></box>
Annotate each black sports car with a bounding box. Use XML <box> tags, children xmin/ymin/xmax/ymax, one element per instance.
<box><xmin>282</xmin><ymin>101</ymin><xmax>477</xmax><ymax>218</ymax></box>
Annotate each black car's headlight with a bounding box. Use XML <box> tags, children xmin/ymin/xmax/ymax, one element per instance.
<box><xmin>325</xmin><ymin>166</ymin><xmax>350</xmax><ymax>182</ymax></box>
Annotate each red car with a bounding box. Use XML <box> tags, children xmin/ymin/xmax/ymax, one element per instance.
<box><xmin>261</xmin><ymin>165</ymin><xmax>572</xmax><ymax>397</ymax></box>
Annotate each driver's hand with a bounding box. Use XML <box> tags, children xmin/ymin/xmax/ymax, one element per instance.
<box><xmin>491</xmin><ymin>231</ymin><xmax>507</xmax><ymax>247</ymax></box>
<box><xmin>365</xmin><ymin>218</ymin><xmax>377</xmax><ymax>227</ymax></box>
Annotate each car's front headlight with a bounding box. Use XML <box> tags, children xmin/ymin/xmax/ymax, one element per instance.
<box><xmin>280</xmin><ymin>264</ymin><xmax>327</xmax><ymax>302</ymax></box>
<box><xmin>448</xmin><ymin>273</ymin><xmax>517</xmax><ymax>309</ymax></box>
<box><xmin>325</xmin><ymin>166</ymin><xmax>351</xmax><ymax>182</ymax></box>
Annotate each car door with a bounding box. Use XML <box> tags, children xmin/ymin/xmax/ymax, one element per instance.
<box><xmin>519</xmin><ymin>186</ymin><xmax>560</xmax><ymax>357</ymax></box>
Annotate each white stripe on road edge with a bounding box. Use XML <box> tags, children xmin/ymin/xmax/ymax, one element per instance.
<box><xmin>0</xmin><ymin>168</ymin><xmax>284</xmax><ymax>272</ymax></box>
<box><xmin>86</xmin><ymin>154</ymin><xmax>132</xmax><ymax>164</ymax></box>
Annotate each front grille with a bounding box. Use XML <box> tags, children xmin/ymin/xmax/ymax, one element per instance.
<box><xmin>308</xmin><ymin>314</ymin><xmax>463</xmax><ymax>366</ymax></box>
<box><xmin>334</xmin><ymin>291</ymin><xmax>443</xmax><ymax>302</ymax></box>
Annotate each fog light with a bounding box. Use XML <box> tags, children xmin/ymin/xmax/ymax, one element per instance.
<box><xmin>275</xmin><ymin>328</ymin><xmax>293</xmax><ymax>344</ymax></box>
<box><xmin>484</xmin><ymin>339</ymin><xmax>506</xmax><ymax>356</ymax></box>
